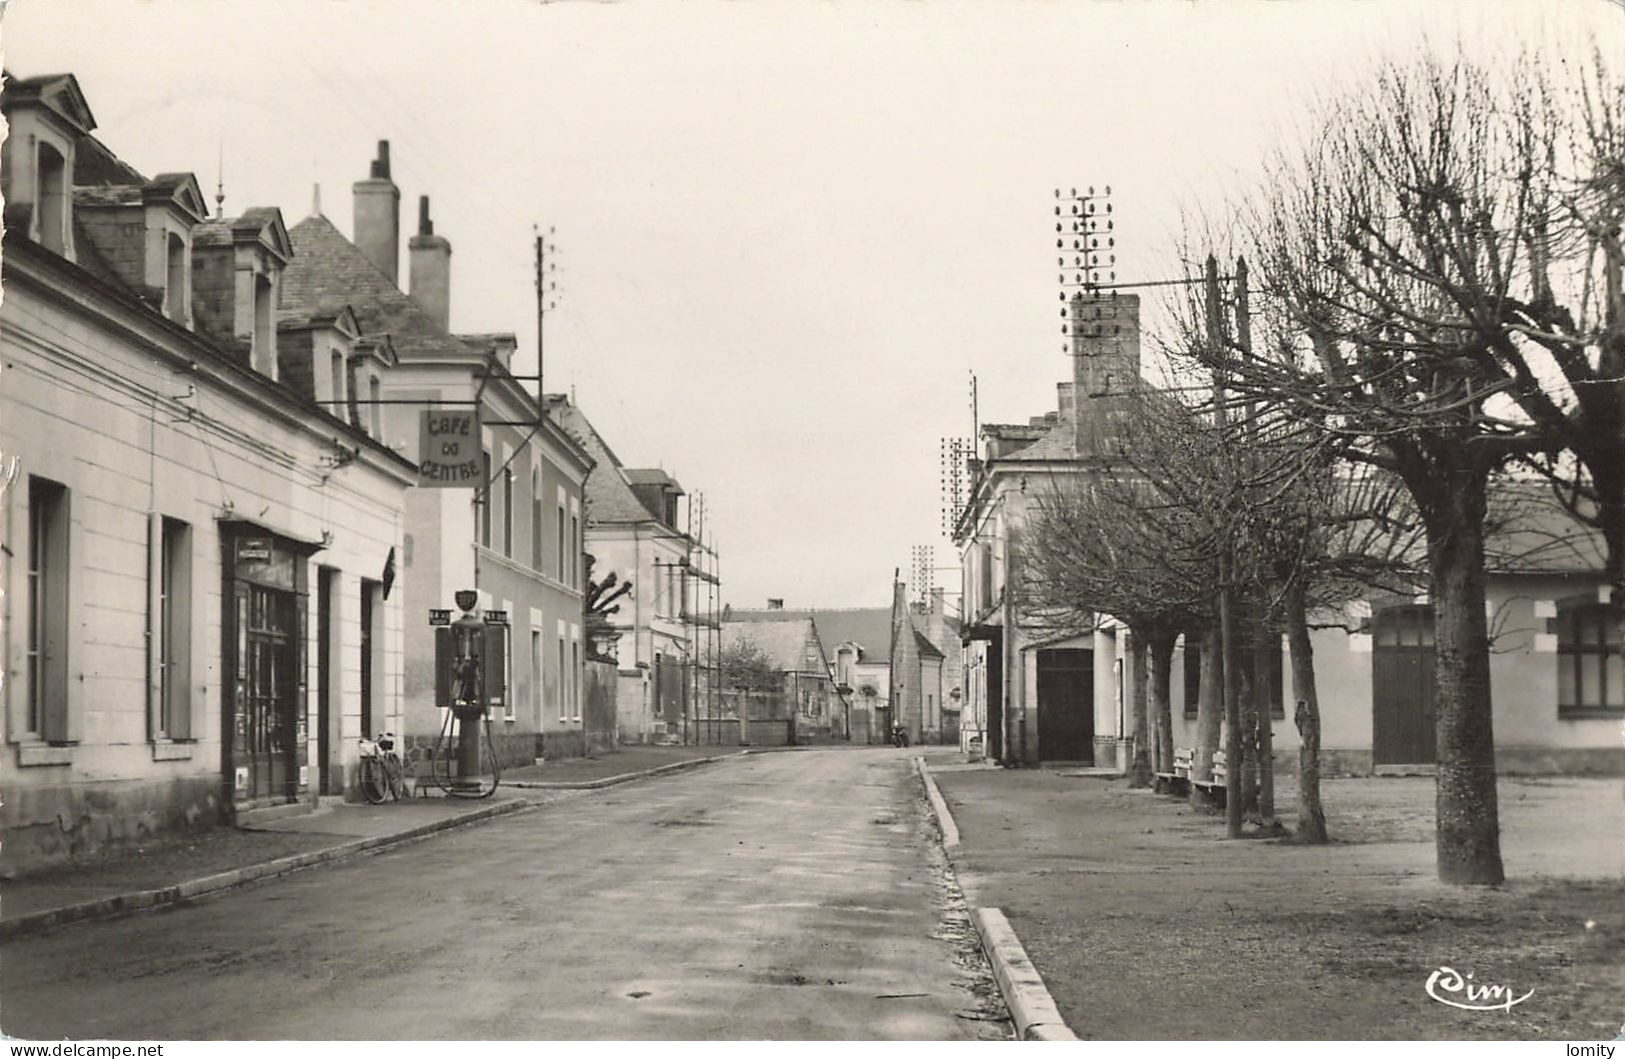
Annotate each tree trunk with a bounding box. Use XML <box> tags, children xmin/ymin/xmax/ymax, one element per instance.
<box><xmin>1128</xmin><ymin>631</ymin><xmax>1153</xmax><ymax>788</ymax></box>
<box><xmin>1149</xmin><ymin>629</ymin><xmax>1177</xmax><ymax>784</ymax></box>
<box><xmin>1286</xmin><ymin>580</ymin><xmax>1328</xmax><ymax>844</ymax></box>
<box><xmin>1255</xmin><ymin>632</ymin><xmax>1278</xmax><ymax>828</ymax></box>
<box><xmin>1238</xmin><ymin>628</ymin><xmax>1260</xmax><ymax>821</ymax></box>
<box><xmin>1191</xmin><ymin>625</ymin><xmax>1223</xmax><ymax>808</ymax></box>
<box><xmin>1422</xmin><ymin>470</ymin><xmax>1505</xmax><ymax>886</ymax></box>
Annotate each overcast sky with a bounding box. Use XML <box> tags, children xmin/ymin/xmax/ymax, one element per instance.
<box><xmin>5</xmin><ymin>0</ymin><xmax>1620</xmax><ymax>610</ymax></box>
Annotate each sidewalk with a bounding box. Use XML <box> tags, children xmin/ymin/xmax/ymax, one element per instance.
<box><xmin>931</xmin><ymin>767</ymin><xmax>1625</xmax><ymax>1040</ymax></box>
<box><xmin>0</xmin><ymin>790</ymin><xmax>539</xmax><ymax>937</ymax></box>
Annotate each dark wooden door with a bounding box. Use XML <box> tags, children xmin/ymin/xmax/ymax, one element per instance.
<box><xmin>317</xmin><ymin>568</ymin><xmax>334</xmax><ymax>794</ymax></box>
<box><xmin>1036</xmin><ymin>648</ymin><xmax>1094</xmax><ymax>762</ymax></box>
<box><xmin>1372</xmin><ymin>604</ymin><xmax>1436</xmax><ymax>765</ymax></box>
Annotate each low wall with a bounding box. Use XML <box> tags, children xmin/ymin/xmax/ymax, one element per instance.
<box><xmin>585</xmin><ymin>661</ymin><xmax>619</xmax><ymax>755</ymax></box>
<box><xmin>0</xmin><ymin>774</ymin><xmax>224</xmax><ymax>874</ymax></box>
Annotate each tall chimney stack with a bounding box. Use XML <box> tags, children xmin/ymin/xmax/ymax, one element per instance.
<box><xmin>352</xmin><ymin>140</ymin><xmax>400</xmax><ymax>284</ymax></box>
<box><xmin>1070</xmin><ymin>291</ymin><xmax>1141</xmax><ymax>457</ymax></box>
<box><xmin>409</xmin><ymin>195</ymin><xmax>453</xmax><ymax>331</ymax></box>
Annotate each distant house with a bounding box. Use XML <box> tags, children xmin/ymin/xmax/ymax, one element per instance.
<box><xmin>730</xmin><ymin>604</ymin><xmax>892</xmax><ymax>743</ymax></box>
<box><xmin>728</xmin><ymin>592</ymin><xmax>960</xmax><ymax>745</ymax></box>
<box><xmin>719</xmin><ymin>613</ymin><xmax>839</xmax><ymax>744</ymax></box>
<box><xmin>545</xmin><ymin>395</ymin><xmax>719</xmax><ymax>744</ymax></box>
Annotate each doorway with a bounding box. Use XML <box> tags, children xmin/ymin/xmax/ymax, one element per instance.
<box><xmin>222</xmin><ymin>527</ymin><xmax>309</xmax><ymax>811</ymax></box>
<box><xmin>1372</xmin><ymin>604</ymin><xmax>1436</xmax><ymax>765</ymax></box>
<box><xmin>1036</xmin><ymin>648</ymin><xmax>1094</xmax><ymax>762</ymax></box>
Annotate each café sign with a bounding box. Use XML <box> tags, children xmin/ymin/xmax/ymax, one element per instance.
<box><xmin>418</xmin><ymin>409</ymin><xmax>482</xmax><ymax>488</ymax></box>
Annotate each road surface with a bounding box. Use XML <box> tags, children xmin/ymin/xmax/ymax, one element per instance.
<box><xmin>0</xmin><ymin>747</ymin><xmax>1009</xmax><ymax>1040</ymax></box>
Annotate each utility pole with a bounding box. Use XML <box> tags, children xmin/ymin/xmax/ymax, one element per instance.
<box><xmin>1234</xmin><ymin>255</ymin><xmax>1272</xmax><ymax>825</ymax></box>
<box><xmin>1207</xmin><ymin>253</ymin><xmax>1244</xmax><ymax>839</ymax></box>
<box><xmin>534</xmin><ymin>227</ymin><xmax>559</xmax><ymax>402</ymax></box>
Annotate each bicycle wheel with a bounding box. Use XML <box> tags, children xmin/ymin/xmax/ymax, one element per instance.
<box><xmin>360</xmin><ymin>754</ymin><xmax>388</xmax><ymax>804</ymax></box>
<box><xmin>385</xmin><ymin>754</ymin><xmax>407</xmax><ymax>800</ymax></box>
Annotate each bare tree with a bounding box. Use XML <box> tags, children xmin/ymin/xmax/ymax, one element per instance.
<box><xmin>1203</xmin><ymin>52</ymin><xmax>1623</xmax><ymax>884</ymax></box>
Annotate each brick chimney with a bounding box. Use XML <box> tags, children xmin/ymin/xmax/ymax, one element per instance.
<box><xmin>409</xmin><ymin>195</ymin><xmax>452</xmax><ymax>330</ymax></box>
<box><xmin>352</xmin><ymin>140</ymin><xmax>400</xmax><ymax>284</ymax></box>
<box><xmin>1070</xmin><ymin>291</ymin><xmax>1141</xmax><ymax>457</ymax></box>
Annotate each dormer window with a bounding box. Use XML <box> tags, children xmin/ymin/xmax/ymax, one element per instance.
<box><xmin>330</xmin><ymin>350</ymin><xmax>347</xmax><ymax>414</ymax></box>
<box><xmin>165</xmin><ymin>232</ymin><xmax>188</xmax><ymax>323</ymax></box>
<box><xmin>2</xmin><ymin>73</ymin><xmax>94</xmax><ymax>262</ymax></box>
<box><xmin>253</xmin><ymin>273</ymin><xmax>275</xmax><ymax>378</ymax></box>
<box><xmin>189</xmin><ymin>206</ymin><xmax>291</xmax><ymax>376</ymax></box>
<box><xmin>368</xmin><ymin>374</ymin><xmax>382</xmax><ymax>438</ymax></box>
<box><xmin>36</xmin><ymin>141</ymin><xmax>67</xmax><ymax>254</ymax></box>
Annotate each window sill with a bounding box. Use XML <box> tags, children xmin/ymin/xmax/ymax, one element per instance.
<box><xmin>1558</xmin><ymin>707</ymin><xmax>1625</xmax><ymax>721</ymax></box>
<box><xmin>17</xmin><ymin>743</ymin><xmax>74</xmax><ymax>767</ymax></box>
<box><xmin>152</xmin><ymin>741</ymin><xmax>196</xmax><ymax>761</ymax></box>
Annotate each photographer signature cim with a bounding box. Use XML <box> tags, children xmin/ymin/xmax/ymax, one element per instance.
<box><xmin>1425</xmin><ymin>966</ymin><xmax>1534</xmax><ymax>1012</ymax></box>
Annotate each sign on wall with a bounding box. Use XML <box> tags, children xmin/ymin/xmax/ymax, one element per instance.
<box><xmin>417</xmin><ymin>409</ymin><xmax>483</xmax><ymax>488</ymax></box>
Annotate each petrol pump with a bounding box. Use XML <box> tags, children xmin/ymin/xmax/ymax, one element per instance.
<box><xmin>430</xmin><ymin>589</ymin><xmax>505</xmax><ymax>798</ymax></box>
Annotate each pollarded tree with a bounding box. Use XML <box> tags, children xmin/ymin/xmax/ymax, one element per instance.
<box><xmin>1207</xmin><ymin>51</ymin><xmax>1624</xmax><ymax>884</ymax></box>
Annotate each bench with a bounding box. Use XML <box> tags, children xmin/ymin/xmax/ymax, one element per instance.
<box><xmin>1155</xmin><ymin>747</ymin><xmax>1194</xmax><ymax>795</ymax></box>
<box><xmin>1190</xmin><ymin>749</ymin><xmax>1228</xmax><ymax>807</ymax></box>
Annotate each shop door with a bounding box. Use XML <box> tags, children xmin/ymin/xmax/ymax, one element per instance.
<box><xmin>1036</xmin><ymin>648</ymin><xmax>1094</xmax><ymax>762</ymax></box>
<box><xmin>1372</xmin><ymin>604</ymin><xmax>1436</xmax><ymax>765</ymax></box>
<box><xmin>243</xmin><ymin>584</ymin><xmax>299</xmax><ymax>801</ymax></box>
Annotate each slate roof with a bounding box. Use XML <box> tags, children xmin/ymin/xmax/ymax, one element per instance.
<box><xmin>912</xmin><ymin>628</ymin><xmax>945</xmax><ymax>660</ymax></box>
<box><xmin>1485</xmin><ymin>483</ymin><xmax>1609</xmax><ymax>574</ymax></box>
<box><xmin>726</xmin><ymin>606</ymin><xmax>899</xmax><ymax>664</ymax></box>
<box><xmin>281</xmin><ymin>213</ymin><xmax>469</xmax><ymax>360</ymax></box>
<box><xmin>721</xmin><ymin>618</ymin><xmax>829</xmax><ymax>675</ymax></box>
<box><xmin>546</xmin><ymin>397</ymin><xmax>674</xmax><ymax>525</ymax></box>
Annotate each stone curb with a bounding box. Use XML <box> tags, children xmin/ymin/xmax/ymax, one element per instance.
<box><xmin>971</xmin><ymin>907</ymin><xmax>1080</xmax><ymax>1042</ymax></box>
<box><xmin>0</xmin><ymin>798</ymin><xmax>533</xmax><ymax>941</ymax></box>
<box><xmin>914</xmin><ymin>759</ymin><xmax>1079</xmax><ymax>1041</ymax></box>
<box><xmin>500</xmin><ymin>752</ymin><xmax>727</xmax><ymax>789</ymax></box>
<box><xmin>913</xmin><ymin>756</ymin><xmax>960</xmax><ymax>848</ymax></box>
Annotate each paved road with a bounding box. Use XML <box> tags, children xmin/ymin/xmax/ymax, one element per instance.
<box><xmin>1</xmin><ymin>748</ymin><xmax>1009</xmax><ymax>1040</ymax></box>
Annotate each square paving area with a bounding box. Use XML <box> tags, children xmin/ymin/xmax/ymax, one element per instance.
<box><xmin>933</xmin><ymin>767</ymin><xmax>1625</xmax><ymax>1040</ymax></box>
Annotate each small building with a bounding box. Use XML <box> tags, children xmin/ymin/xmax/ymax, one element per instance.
<box><xmin>0</xmin><ymin>74</ymin><xmax>416</xmax><ymax>868</ymax></box>
<box><xmin>718</xmin><ymin>614</ymin><xmax>839</xmax><ymax>745</ymax></box>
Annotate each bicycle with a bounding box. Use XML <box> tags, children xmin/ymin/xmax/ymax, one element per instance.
<box><xmin>358</xmin><ymin>731</ymin><xmax>409</xmax><ymax>803</ymax></box>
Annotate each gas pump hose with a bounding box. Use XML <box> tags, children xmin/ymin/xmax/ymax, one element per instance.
<box><xmin>429</xmin><ymin>705</ymin><xmax>503</xmax><ymax>799</ymax></box>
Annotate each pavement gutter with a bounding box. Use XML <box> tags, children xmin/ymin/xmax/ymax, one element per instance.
<box><xmin>0</xmin><ymin>798</ymin><xmax>533</xmax><ymax>941</ymax></box>
<box><xmin>915</xmin><ymin>756</ymin><xmax>1079</xmax><ymax>1042</ymax></box>
<box><xmin>501</xmin><ymin>751</ymin><xmax>729</xmax><ymax>789</ymax></box>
